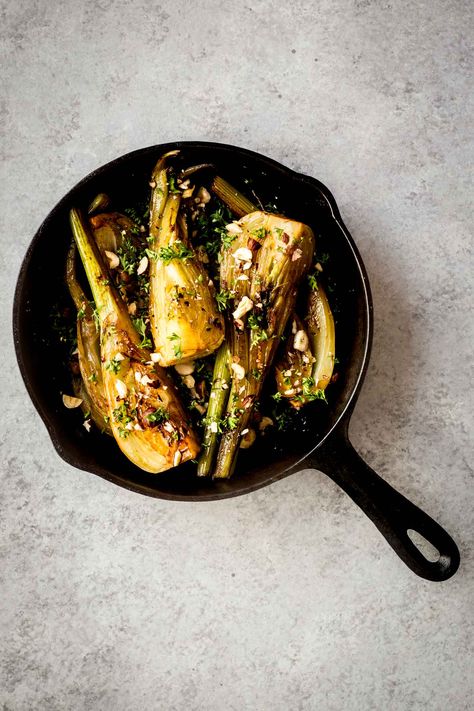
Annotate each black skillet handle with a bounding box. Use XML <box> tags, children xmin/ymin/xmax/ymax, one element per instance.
<box><xmin>307</xmin><ymin>429</ymin><xmax>460</xmax><ymax>581</ymax></box>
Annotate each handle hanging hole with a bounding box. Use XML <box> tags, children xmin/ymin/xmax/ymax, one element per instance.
<box><xmin>407</xmin><ymin>529</ymin><xmax>440</xmax><ymax>563</ymax></box>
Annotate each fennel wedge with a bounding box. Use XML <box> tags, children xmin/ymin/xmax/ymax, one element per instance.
<box><xmin>70</xmin><ymin>207</ymin><xmax>200</xmax><ymax>473</ymax></box>
<box><xmin>214</xmin><ymin>210</ymin><xmax>315</xmax><ymax>478</ymax></box>
<box><xmin>66</xmin><ymin>242</ymin><xmax>112</xmax><ymax>434</ymax></box>
<box><xmin>148</xmin><ymin>152</ymin><xmax>224</xmax><ymax>366</ymax></box>
<box><xmin>275</xmin><ymin>283</ymin><xmax>335</xmax><ymax>407</ymax></box>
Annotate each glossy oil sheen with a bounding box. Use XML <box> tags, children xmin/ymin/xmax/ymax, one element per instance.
<box><xmin>13</xmin><ymin>142</ymin><xmax>372</xmax><ymax>501</ymax></box>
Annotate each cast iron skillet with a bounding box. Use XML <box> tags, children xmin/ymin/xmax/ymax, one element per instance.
<box><xmin>13</xmin><ymin>141</ymin><xmax>460</xmax><ymax>581</ymax></box>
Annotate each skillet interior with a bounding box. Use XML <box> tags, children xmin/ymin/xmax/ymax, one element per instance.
<box><xmin>13</xmin><ymin>142</ymin><xmax>371</xmax><ymax>500</ymax></box>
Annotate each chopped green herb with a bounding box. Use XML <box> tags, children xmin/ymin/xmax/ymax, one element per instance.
<box><xmin>203</xmin><ymin>407</ymin><xmax>244</xmax><ymax>433</ymax></box>
<box><xmin>157</xmin><ymin>241</ymin><xmax>194</xmax><ymax>265</ymax></box>
<box><xmin>132</xmin><ymin>317</ymin><xmax>152</xmax><ymax>349</ymax></box>
<box><xmin>168</xmin><ymin>332</ymin><xmax>182</xmax><ymax>359</ymax></box>
<box><xmin>299</xmin><ymin>376</ymin><xmax>328</xmax><ymax>403</ymax></box>
<box><xmin>112</xmin><ymin>402</ymin><xmax>136</xmax><ymax>437</ymax></box>
<box><xmin>275</xmin><ymin>409</ymin><xmax>292</xmax><ymax>430</ymax></box>
<box><xmin>168</xmin><ymin>174</ymin><xmax>180</xmax><ymax>194</ymax></box>
<box><xmin>145</xmin><ymin>248</ymin><xmax>159</xmax><ymax>261</ymax></box>
<box><xmin>194</xmin><ymin>200</ymin><xmax>234</xmax><ymax>259</ymax></box>
<box><xmin>221</xmin><ymin>232</ymin><xmax>237</xmax><ymax>250</ymax></box>
<box><xmin>106</xmin><ymin>356</ymin><xmax>122</xmax><ymax>374</ymax></box>
<box><xmin>252</xmin><ymin>227</ymin><xmax>267</xmax><ymax>241</ymax></box>
<box><xmin>147</xmin><ymin>407</ymin><xmax>168</xmax><ymax>424</ymax></box>
<box><xmin>117</xmin><ymin>236</ymin><xmax>140</xmax><ymax>275</ymax></box>
<box><xmin>216</xmin><ymin>290</ymin><xmax>232</xmax><ymax>312</ymax></box>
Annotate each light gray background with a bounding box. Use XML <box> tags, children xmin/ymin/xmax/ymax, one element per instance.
<box><xmin>1</xmin><ymin>1</ymin><xmax>473</xmax><ymax>709</ymax></box>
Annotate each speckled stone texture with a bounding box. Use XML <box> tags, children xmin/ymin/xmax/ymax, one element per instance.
<box><xmin>1</xmin><ymin>0</ymin><xmax>473</xmax><ymax>709</ymax></box>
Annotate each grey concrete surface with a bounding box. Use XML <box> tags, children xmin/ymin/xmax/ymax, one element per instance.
<box><xmin>1</xmin><ymin>1</ymin><xmax>473</xmax><ymax>709</ymax></box>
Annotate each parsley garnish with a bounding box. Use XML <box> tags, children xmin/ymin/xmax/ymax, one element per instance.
<box><xmin>147</xmin><ymin>407</ymin><xmax>168</xmax><ymax>424</ymax></box>
<box><xmin>194</xmin><ymin>201</ymin><xmax>234</xmax><ymax>258</ymax></box>
<box><xmin>106</xmin><ymin>356</ymin><xmax>122</xmax><ymax>374</ymax></box>
<box><xmin>112</xmin><ymin>402</ymin><xmax>136</xmax><ymax>438</ymax></box>
<box><xmin>248</xmin><ymin>312</ymin><xmax>269</xmax><ymax>344</ymax></box>
<box><xmin>216</xmin><ymin>290</ymin><xmax>231</xmax><ymax>312</ymax></box>
<box><xmin>275</xmin><ymin>409</ymin><xmax>292</xmax><ymax>430</ymax></box>
<box><xmin>168</xmin><ymin>175</ymin><xmax>180</xmax><ymax>194</ymax></box>
<box><xmin>157</xmin><ymin>241</ymin><xmax>194</xmax><ymax>265</ymax></box>
<box><xmin>168</xmin><ymin>332</ymin><xmax>182</xmax><ymax>359</ymax></box>
<box><xmin>252</xmin><ymin>227</ymin><xmax>267</xmax><ymax>241</ymax></box>
<box><xmin>117</xmin><ymin>236</ymin><xmax>140</xmax><ymax>275</ymax></box>
<box><xmin>203</xmin><ymin>407</ymin><xmax>244</xmax><ymax>433</ymax></box>
<box><xmin>132</xmin><ymin>317</ymin><xmax>152</xmax><ymax>349</ymax></box>
<box><xmin>300</xmin><ymin>377</ymin><xmax>328</xmax><ymax>403</ymax></box>
<box><xmin>221</xmin><ymin>232</ymin><xmax>237</xmax><ymax>249</ymax></box>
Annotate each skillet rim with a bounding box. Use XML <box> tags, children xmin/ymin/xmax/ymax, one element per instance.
<box><xmin>12</xmin><ymin>141</ymin><xmax>374</xmax><ymax>501</ymax></box>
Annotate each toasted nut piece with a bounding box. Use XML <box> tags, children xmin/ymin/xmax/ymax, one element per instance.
<box><xmin>293</xmin><ymin>330</ymin><xmax>309</xmax><ymax>352</ymax></box>
<box><xmin>240</xmin><ymin>428</ymin><xmax>256</xmax><ymax>449</ymax></box>
<box><xmin>141</xmin><ymin>374</ymin><xmax>155</xmax><ymax>385</ymax></box>
<box><xmin>104</xmin><ymin>250</ymin><xmax>120</xmax><ymax>269</ymax></box>
<box><xmin>226</xmin><ymin>222</ymin><xmax>243</xmax><ymax>235</ymax></box>
<box><xmin>259</xmin><ymin>416</ymin><xmax>274</xmax><ymax>432</ymax></box>
<box><xmin>233</xmin><ymin>247</ymin><xmax>253</xmax><ymax>262</ymax></box>
<box><xmin>231</xmin><ymin>362</ymin><xmax>246</xmax><ymax>380</ymax></box>
<box><xmin>137</xmin><ymin>256</ymin><xmax>149</xmax><ymax>275</ymax></box>
<box><xmin>174</xmin><ymin>362</ymin><xmax>195</xmax><ymax>376</ymax></box>
<box><xmin>115</xmin><ymin>379</ymin><xmax>128</xmax><ymax>399</ymax></box>
<box><xmin>183</xmin><ymin>374</ymin><xmax>196</xmax><ymax>389</ymax></box>
<box><xmin>62</xmin><ymin>394</ymin><xmax>83</xmax><ymax>409</ymax></box>
<box><xmin>232</xmin><ymin>296</ymin><xmax>253</xmax><ymax>320</ymax></box>
<box><xmin>196</xmin><ymin>186</ymin><xmax>211</xmax><ymax>204</ymax></box>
